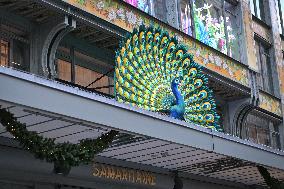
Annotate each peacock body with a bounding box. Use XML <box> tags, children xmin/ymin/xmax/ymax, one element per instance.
<box><xmin>114</xmin><ymin>25</ymin><xmax>221</xmax><ymax>131</ymax></box>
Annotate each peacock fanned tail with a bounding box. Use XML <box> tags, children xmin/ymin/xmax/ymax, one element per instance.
<box><xmin>114</xmin><ymin>25</ymin><xmax>221</xmax><ymax>131</ymax></box>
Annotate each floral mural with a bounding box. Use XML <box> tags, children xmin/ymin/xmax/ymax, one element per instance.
<box><xmin>64</xmin><ymin>0</ymin><xmax>249</xmax><ymax>86</ymax></box>
<box><xmin>259</xmin><ymin>92</ymin><xmax>282</xmax><ymax>117</ymax></box>
<box><xmin>193</xmin><ymin>2</ymin><xmax>235</xmax><ymax>55</ymax></box>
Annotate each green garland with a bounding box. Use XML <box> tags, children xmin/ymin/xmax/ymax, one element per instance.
<box><xmin>0</xmin><ymin>108</ymin><xmax>118</xmax><ymax>169</ymax></box>
<box><xmin>258</xmin><ymin>166</ymin><xmax>284</xmax><ymax>189</ymax></box>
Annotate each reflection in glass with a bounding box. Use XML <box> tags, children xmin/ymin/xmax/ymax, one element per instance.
<box><xmin>180</xmin><ymin>0</ymin><xmax>193</xmax><ymax>36</ymax></box>
<box><xmin>123</xmin><ymin>0</ymin><xmax>151</xmax><ymax>14</ymax></box>
<box><xmin>193</xmin><ymin>0</ymin><xmax>227</xmax><ymax>53</ymax></box>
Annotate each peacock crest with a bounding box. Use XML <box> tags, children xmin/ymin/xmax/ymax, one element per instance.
<box><xmin>114</xmin><ymin>25</ymin><xmax>221</xmax><ymax>131</ymax></box>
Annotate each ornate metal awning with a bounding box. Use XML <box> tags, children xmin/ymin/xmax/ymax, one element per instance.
<box><xmin>0</xmin><ymin>67</ymin><xmax>283</xmax><ymax>187</ymax></box>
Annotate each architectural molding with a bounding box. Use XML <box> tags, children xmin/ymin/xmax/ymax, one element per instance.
<box><xmin>41</xmin><ymin>15</ymin><xmax>76</xmax><ymax>78</ymax></box>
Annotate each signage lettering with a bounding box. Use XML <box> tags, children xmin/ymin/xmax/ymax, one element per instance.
<box><xmin>93</xmin><ymin>164</ymin><xmax>156</xmax><ymax>186</ymax></box>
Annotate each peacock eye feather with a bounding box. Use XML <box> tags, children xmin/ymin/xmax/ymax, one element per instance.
<box><xmin>182</xmin><ymin>58</ymin><xmax>190</xmax><ymax>68</ymax></box>
<box><xmin>194</xmin><ymin>79</ymin><xmax>203</xmax><ymax>88</ymax></box>
<box><xmin>189</xmin><ymin>68</ymin><xmax>197</xmax><ymax>78</ymax></box>
<box><xmin>188</xmin><ymin>84</ymin><xmax>195</xmax><ymax>92</ymax></box>
<box><xmin>202</xmin><ymin>102</ymin><xmax>211</xmax><ymax>111</ymax></box>
<box><xmin>205</xmin><ymin>114</ymin><xmax>214</xmax><ymax>123</ymax></box>
<box><xmin>198</xmin><ymin>90</ymin><xmax>208</xmax><ymax>100</ymax></box>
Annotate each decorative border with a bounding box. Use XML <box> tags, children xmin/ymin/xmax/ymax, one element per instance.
<box><xmin>258</xmin><ymin>92</ymin><xmax>282</xmax><ymax>116</ymax></box>
<box><xmin>63</xmin><ymin>0</ymin><xmax>250</xmax><ymax>86</ymax></box>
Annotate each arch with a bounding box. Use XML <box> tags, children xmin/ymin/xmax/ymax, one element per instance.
<box><xmin>228</xmin><ymin>98</ymin><xmax>255</xmax><ymax>137</ymax></box>
<box><xmin>41</xmin><ymin>15</ymin><xmax>76</xmax><ymax>78</ymax></box>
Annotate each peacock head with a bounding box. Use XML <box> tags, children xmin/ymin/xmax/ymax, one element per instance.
<box><xmin>171</xmin><ymin>77</ymin><xmax>182</xmax><ymax>89</ymax></box>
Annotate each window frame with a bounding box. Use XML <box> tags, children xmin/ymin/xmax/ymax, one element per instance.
<box><xmin>244</xmin><ymin>110</ymin><xmax>281</xmax><ymax>149</ymax></box>
<box><xmin>56</xmin><ymin>46</ymin><xmax>114</xmax><ymax>96</ymax></box>
<box><xmin>250</xmin><ymin>0</ymin><xmax>270</xmax><ymax>25</ymax></box>
<box><xmin>254</xmin><ymin>37</ymin><xmax>274</xmax><ymax>95</ymax></box>
<box><xmin>278</xmin><ymin>0</ymin><xmax>284</xmax><ymax>35</ymax></box>
<box><xmin>0</xmin><ymin>21</ymin><xmax>30</xmax><ymax>71</ymax></box>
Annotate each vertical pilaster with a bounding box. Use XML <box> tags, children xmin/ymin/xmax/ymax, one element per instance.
<box><xmin>241</xmin><ymin>0</ymin><xmax>258</xmax><ymax>71</ymax></box>
<box><xmin>268</xmin><ymin>0</ymin><xmax>284</xmax><ymax>150</ymax></box>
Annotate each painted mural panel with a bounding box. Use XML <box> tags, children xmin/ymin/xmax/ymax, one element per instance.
<box><xmin>63</xmin><ymin>0</ymin><xmax>249</xmax><ymax>86</ymax></box>
<box><xmin>258</xmin><ymin>92</ymin><xmax>282</xmax><ymax>117</ymax></box>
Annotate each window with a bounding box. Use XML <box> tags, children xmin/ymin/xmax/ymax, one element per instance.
<box><xmin>0</xmin><ymin>23</ymin><xmax>30</xmax><ymax>71</ymax></box>
<box><xmin>152</xmin><ymin>0</ymin><xmax>168</xmax><ymax>24</ymax></box>
<box><xmin>56</xmin><ymin>46</ymin><xmax>114</xmax><ymax>95</ymax></box>
<box><xmin>57</xmin><ymin>59</ymin><xmax>71</xmax><ymax>82</ymax></box>
<box><xmin>244</xmin><ymin>110</ymin><xmax>281</xmax><ymax>149</ymax></box>
<box><xmin>194</xmin><ymin>0</ymin><xmax>225</xmax><ymax>53</ymax></box>
<box><xmin>193</xmin><ymin>0</ymin><xmax>239</xmax><ymax>57</ymax></box>
<box><xmin>249</xmin><ymin>0</ymin><xmax>269</xmax><ymax>23</ymax></box>
<box><xmin>179</xmin><ymin>0</ymin><xmax>193</xmax><ymax>36</ymax></box>
<box><xmin>278</xmin><ymin>0</ymin><xmax>284</xmax><ymax>34</ymax></box>
<box><xmin>123</xmin><ymin>0</ymin><xmax>240</xmax><ymax>60</ymax></box>
<box><xmin>255</xmin><ymin>39</ymin><xmax>274</xmax><ymax>94</ymax></box>
<box><xmin>224</xmin><ymin>1</ymin><xmax>240</xmax><ymax>60</ymax></box>
<box><xmin>0</xmin><ymin>39</ymin><xmax>9</xmax><ymax>66</ymax></box>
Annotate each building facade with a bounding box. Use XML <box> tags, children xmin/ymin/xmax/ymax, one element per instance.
<box><xmin>0</xmin><ymin>0</ymin><xmax>284</xmax><ymax>188</ymax></box>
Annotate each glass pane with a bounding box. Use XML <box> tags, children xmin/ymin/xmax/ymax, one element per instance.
<box><xmin>255</xmin><ymin>0</ymin><xmax>266</xmax><ymax>21</ymax></box>
<box><xmin>75</xmin><ymin>65</ymin><xmax>110</xmax><ymax>94</ymax></box>
<box><xmin>255</xmin><ymin>0</ymin><xmax>261</xmax><ymax>18</ymax></box>
<box><xmin>123</xmin><ymin>0</ymin><xmax>152</xmax><ymax>14</ymax></box>
<box><xmin>279</xmin><ymin>0</ymin><xmax>284</xmax><ymax>34</ymax></box>
<box><xmin>0</xmin><ymin>40</ymin><xmax>9</xmax><ymax>66</ymax></box>
<box><xmin>249</xmin><ymin>0</ymin><xmax>255</xmax><ymax>15</ymax></box>
<box><xmin>247</xmin><ymin>124</ymin><xmax>258</xmax><ymax>143</ymax></box>
<box><xmin>109</xmin><ymin>77</ymin><xmax>114</xmax><ymax>95</ymax></box>
<box><xmin>244</xmin><ymin>110</ymin><xmax>280</xmax><ymax>148</ymax></box>
<box><xmin>152</xmin><ymin>0</ymin><xmax>167</xmax><ymax>23</ymax></box>
<box><xmin>257</xmin><ymin>127</ymin><xmax>270</xmax><ymax>146</ymax></box>
<box><xmin>264</xmin><ymin>53</ymin><xmax>273</xmax><ymax>93</ymax></box>
<box><xmin>74</xmin><ymin>50</ymin><xmax>113</xmax><ymax>95</ymax></box>
<box><xmin>179</xmin><ymin>0</ymin><xmax>193</xmax><ymax>36</ymax></box>
<box><xmin>57</xmin><ymin>59</ymin><xmax>71</xmax><ymax>82</ymax></box>
<box><xmin>281</xmin><ymin>0</ymin><xmax>284</xmax><ymax>23</ymax></box>
<box><xmin>225</xmin><ymin>1</ymin><xmax>239</xmax><ymax>60</ymax></box>
<box><xmin>193</xmin><ymin>0</ymin><xmax>228</xmax><ymax>53</ymax></box>
<box><xmin>11</xmin><ymin>40</ymin><xmax>29</xmax><ymax>71</ymax></box>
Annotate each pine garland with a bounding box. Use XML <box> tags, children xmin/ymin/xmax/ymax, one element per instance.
<box><xmin>0</xmin><ymin>108</ymin><xmax>118</xmax><ymax>168</ymax></box>
<box><xmin>258</xmin><ymin>166</ymin><xmax>284</xmax><ymax>189</ymax></box>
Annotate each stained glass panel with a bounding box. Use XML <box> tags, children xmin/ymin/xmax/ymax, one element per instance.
<box><xmin>193</xmin><ymin>0</ymin><xmax>228</xmax><ymax>54</ymax></box>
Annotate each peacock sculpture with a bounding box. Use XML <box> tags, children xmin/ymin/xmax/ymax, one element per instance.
<box><xmin>114</xmin><ymin>25</ymin><xmax>221</xmax><ymax>131</ymax></box>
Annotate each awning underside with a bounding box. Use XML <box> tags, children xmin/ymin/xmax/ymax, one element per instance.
<box><xmin>0</xmin><ymin>101</ymin><xmax>283</xmax><ymax>187</ymax></box>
